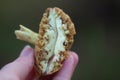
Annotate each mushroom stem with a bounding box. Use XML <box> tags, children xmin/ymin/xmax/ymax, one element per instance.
<box><xmin>14</xmin><ymin>25</ymin><xmax>38</xmax><ymax>45</ymax></box>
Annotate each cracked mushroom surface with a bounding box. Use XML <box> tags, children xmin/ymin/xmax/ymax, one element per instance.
<box><xmin>15</xmin><ymin>7</ymin><xmax>76</xmax><ymax>76</ymax></box>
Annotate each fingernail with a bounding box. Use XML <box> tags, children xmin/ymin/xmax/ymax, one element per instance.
<box><xmin>20</xmin><ymin>45</ymin><xmax>34</xmax><ymax>57</ymax></box>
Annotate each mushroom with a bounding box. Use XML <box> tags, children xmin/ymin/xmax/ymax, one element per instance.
<box><xmin>15</xmin><ymin>7</ymin><xmax>76</xmax><ymax>77</ymax></box>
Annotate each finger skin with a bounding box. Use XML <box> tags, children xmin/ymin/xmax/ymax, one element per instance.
<box><xmin>0</xmin><ymin>45</ymin><xmax>34</xmax><ymax>80</ymax></box>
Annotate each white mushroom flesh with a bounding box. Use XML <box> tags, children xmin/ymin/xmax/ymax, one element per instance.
<box><xmin>40</xmin><ymin>9</ymin><xmax>69</xmax><ymax>74</ymax></box>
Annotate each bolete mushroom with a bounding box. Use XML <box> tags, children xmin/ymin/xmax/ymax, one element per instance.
<box><xmin>15</xmin><ymin>7</ymin><xmax>76</xmax><ymax>77</ymax></box>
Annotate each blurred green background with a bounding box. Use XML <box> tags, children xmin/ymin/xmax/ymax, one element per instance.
<box><xmin>0</xmin><ymin>0</ymin><xmax>120</xmax><ymax>80</ymax></box>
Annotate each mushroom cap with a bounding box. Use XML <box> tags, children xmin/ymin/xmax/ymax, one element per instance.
<box><xmin>34</xmin><ymin>7</ymin><xmax>76</xmax><ymax>77</ymax></box>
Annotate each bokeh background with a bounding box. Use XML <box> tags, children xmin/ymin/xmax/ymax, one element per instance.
<box><xmin>0</xmin><ymin>0</ymin><xmax>120</xmax><ymax>80</ymax></box>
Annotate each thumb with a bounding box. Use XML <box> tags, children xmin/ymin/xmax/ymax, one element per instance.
<box><xmin>1</xmin><ymin>45</ymin><xmax>34</xmax><ymax>80</ymax></box>
<box><xmin>53</xmin><ymin>52</ymin><xmax>79</xmax><ymax>80</ymax></box>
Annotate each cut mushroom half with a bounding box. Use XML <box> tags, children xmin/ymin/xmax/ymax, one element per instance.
<box><xmin>15</xmin><ymin>7</ymin><xmax>76</xmax><ymax>76</ymax></box>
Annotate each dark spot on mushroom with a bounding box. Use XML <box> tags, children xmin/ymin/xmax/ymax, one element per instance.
<box><xmin>60</xmin><ymin>17</ymin><xmax>66</xmax><ymax>24</ymax></box>
<box><xmin>45</xmin><ymin>50</ymin><xmax>48</xmax><ymax>55</ymax></box>
<box><xmin>63</xmin><ymin>41</ymin><xmax>67</xmax><ymax>46</ymax></box>
<box><xmin>48</xmin><ymin>54</ymin><xmax>55</xmax><ymax>62</ymax></box>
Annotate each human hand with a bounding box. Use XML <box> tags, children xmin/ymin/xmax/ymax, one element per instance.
<box><xmin>0</xmin><ymin>45</ymin><xmax>78</xmax><ymax>80</ymax></box>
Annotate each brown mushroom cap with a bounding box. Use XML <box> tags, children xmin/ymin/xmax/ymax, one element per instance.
<box><xmin>34</xmin><ymin>7</ymin><xmax>76</xmax><ymax>76</ymax></box>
